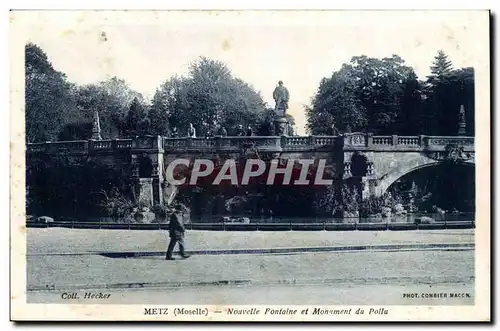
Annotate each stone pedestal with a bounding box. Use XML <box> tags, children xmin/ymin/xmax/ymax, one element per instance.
<box><xmin>274</xmin><ymin>116</ymin><xmax>289</xmax><ymax>136</ymax></box>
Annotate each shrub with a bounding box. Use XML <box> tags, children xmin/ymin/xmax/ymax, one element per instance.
<box><xmin>339</xmin><ymin>185</ymin><xmax>359</xmax><ymax>213</ymax></box>
<box><xmin>359</xmin><ymin>192</ymin><xmax>402</xmax><ymax>217</ymax></box>
<box><xmin>151</xmin><ymin>204</ymin><xmax>169</xmax><ymax>223</ymax></box>
<box><xmin>99</xmin><ymin>188</ymin><xmax>135</xmax><ymax>223</ymax></box>
<box><xmin>360</xmin><ymin>196</ymin><xmax>385</xmax><ymax>216</ymax></box>
<box><xmin>137</xmin><ymin>200</ymin><xmax>150</xmax><ymax>211</ymax></box>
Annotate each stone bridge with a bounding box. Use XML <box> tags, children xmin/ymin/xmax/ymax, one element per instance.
<box><xmin>26</xmin><ymin>133</ymin><xmax>475</xmax><ymax>206</ymax></box>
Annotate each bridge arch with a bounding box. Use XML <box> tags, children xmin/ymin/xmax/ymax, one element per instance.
<box><xmin>377</xmin><ymin>159</ymin><xmax>475</xmax><ymax>197</ymax></box>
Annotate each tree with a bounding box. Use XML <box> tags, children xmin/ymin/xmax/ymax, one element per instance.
<box><xmin>453</xmin><ymin>67</ymin><xmax>475</xmax><ymax>135</ymax></box>
<box><xmin>397</xmin><ymin>74</ymin><xmax>425</xmax><ymax>135</ymax></box>
<box><xmin>431</xmin><ymin>67</ymin><xmax>474</xmax><ymax>135</ymax></box>
<box><xmin>286</xmin><ymin>114</ymin><xmax>296</xmax><ymax>136</ymax></box>
<box><xmin>427</xmin><ymin>50</ymin><xmax>453</xmax><ymax>86</ymax></box>
<box><xmin>347</xmin><ymin>55</ymin><xmax>419</xmax><ymax>134</ymax></box>
<box><xmin>423</xmin><ymin>50</ymin><xmax>474</xmax><ymax>136</ymax></box>
<box><xmin>26</xmin><ymin>43</ymin><xmax>58</xmax><ymax>75</ymax></box>
<box><xmin>148</xmin><ymin>76</ymin><xmax>186</xmax><ymax>136</ymax></box>
<box><xmin>74</xmin><ymin>77</ymin><xmax>145</xmax><ymax>139</ymax></box>
<box><xmin>123</xmin><ymin>97</ymin><xmax>149</xmax><ymax>137</ymax></box>
<box><xmin>151</xmin><ymin>57</ymin><xmax>267</xmax><ymax>137</ymax></box>
<box><xmin>25</xmin><ymin>43</ymin><xmax>78</xmax><ymax>142</ymax></box>
<box><xmin>307</xmin><ymin>55</ymin><xmax>420</xmax><ymax>135</ymax></box>
<box><xmin>306</xmin><ymin>72</ymin><xmax>367</xmax><ymax>135</ymax></box>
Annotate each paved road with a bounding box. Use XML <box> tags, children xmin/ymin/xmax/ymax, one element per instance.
<box><xmin>27</xmin><ymin>228</ymin><xmax>474</xmax><ymax>254</ymax></box>
<box><xmin>27</xmin><ymin>249</ymin><xmax>474</xmax><ymax>305</ymax></box>
<box><xmin>26</xmin><ymin>228</ymin><xmax>475</xmax><ymax>305</ymax></box>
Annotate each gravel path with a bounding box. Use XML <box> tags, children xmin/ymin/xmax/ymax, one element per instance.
<box><xmin>27</xmin><ymin>228</ymin><xmax>475</xmax><ymax>254</ymax></box>
<box><xmin>27</xmin><ymin>250</ymin><xmax>474</xmax><ymax>291</ymax></box>
<box><xmin>26</xmin><ymin>228</ymin><xmax>475</xmax><ymax>305</ymax></box>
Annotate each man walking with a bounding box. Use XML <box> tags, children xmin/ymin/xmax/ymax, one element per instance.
<box><xmin>166</xmin><ymin>212</ymin><xmax>190</xmax><ymax>260</ymax></box>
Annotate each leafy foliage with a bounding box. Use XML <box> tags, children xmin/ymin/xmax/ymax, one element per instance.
<box><xmin>150</xmin><ymin>204</ymin><xmax>169</xmax><ymax>223</ymax></box>
<box><xmin>26</xmin><ymin>155</ymin><xmax>134</xmax><ymax>219</ymax></box>
<box><xmin>25</xmin><ymin>44</ymin><xmax>475</xmax><ymax>220</ymax></box>
<box><xmin>25</xmin><ymin>44</ymin><xmax>295</xmax><ymax>142</ymax></box>
<box><xmin>306</xmin><ymin>71</ymin><xmax>367</xmax><ymax>135</ymax></box>
<box><xmin>25</xmin><ymin>43</ymin><xmax>78</xmax><ymax>143</ymax></box>
<box><xmin>306</xmin><ymin>52</ymin><xmax>474</xmax><ymax>136</ymax></box>
<box><xmin>123</xmin><ymin>97</ymin><xmax>149</xmax><ymax>137</ymax></box>
<box><xmin>149</xmin><ymin>57</ymin><xmax>271</xmax><ymax>137</ymax></box>
<box><xmin>307</xmin><ymin>55</ymin><xmax>420</xmax><ymax>135</ymax></box>
<box><xmin>422</xmin><ymin>64</ymin><xmax>475</xmax><ymax>135</ymax></box>
<box><xmin>427</xmin><ymin>50</ymin><xmax>454</xmax><ymax>86</ymax></box>
<box><xmin>100</xmin><ymin>188</ymin><xmax>135</xmax><ymax>222</ymax></box>
<box><xmin>75</xmin><ymin>78</ymin><xmax>146</xmax><ymax>139</ymax></box>
<box><xmin>359</xmin><ymin>192</ymin><xmax>402</xmax><ymax>216</ymax></box>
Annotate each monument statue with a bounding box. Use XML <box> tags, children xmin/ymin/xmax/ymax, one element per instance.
<box><xmin>272</xmin><ymin>80</ymin><xmax>290</xmax><ymax>136</ymax></box>
<box><xmin>273</xmin><ymin>80</ymin><xmax>289</xmax><ymax>115</ymax></box>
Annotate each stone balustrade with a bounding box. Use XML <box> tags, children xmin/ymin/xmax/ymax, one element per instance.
<box><xmin>27</xmin><ymin>134</ymin><xmax>475</xmax><ymax>155</ymax></box>
<box><xmin>372</xmin><ymin>136</ymin><xmax>392</xmax><ymax>145</ymax></box>
<box><xmin>343</xmin><ymin>133</ymin><xmax>474</xmax><ymax>152</ymax></box>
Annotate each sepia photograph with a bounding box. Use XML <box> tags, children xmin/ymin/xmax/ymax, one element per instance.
<box><xmin>10</xmin><ymin>9</ymin><xmax>490</xmax><ymax>321</ymax></box>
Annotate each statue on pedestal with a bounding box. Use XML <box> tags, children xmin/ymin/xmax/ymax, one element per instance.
<box><xmin>273</xmin><ymin>80</ymin><xmax>289</xmax><ymax>115</ymax></box>
<box><xmin>272</xmin><ymin>80</ymin><xmax>290</xmax><ymax>136</ymax></box>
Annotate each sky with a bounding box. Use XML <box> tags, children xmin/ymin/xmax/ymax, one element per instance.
<box><xmin>17</xmin><ymin>10</ymin><xmax>489</xmax><ymax>134</ymax></box>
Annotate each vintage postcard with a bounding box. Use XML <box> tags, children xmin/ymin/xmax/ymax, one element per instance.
<box><xmin>10</xmin><ymin>10</ymin><xmax>491</xmax><ymax>321</ymax></box>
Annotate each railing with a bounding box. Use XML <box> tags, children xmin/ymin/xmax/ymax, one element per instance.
<box><xmin>190</xmin><ymin>138</ymin><xmax>216</xmax><ymax>148</ymax></box>
<box><xmin>40</xmin><ymin>140</ymin><xmax>89</xmax><ymax>153</ymax></box>
<box><xmin>427</xmin><ymin>136</ymin><xmax>475</xmax><ymax>146</ymax></box>
<box><xmin>216</xmin><ymin>136</ymin><xmax>281</xmax><ymax>150</ymax></box>
<box><xmin>372</xmin><ymin>136</ymin><xmax>392</xmax><ymax>145</ymax></box>
<box><xmin>369</xmin><ymin>135</ymin><xmax>426</xmax><ymax>146</ymax></box>
<box><xmin>398</xmin><ymin>136</ymin><xmax>420</xmax><ymax>146</ymax></box>
<box><xmin>92</xmin><ymin>140</ymin><xmax>112</xmax><ymax>149</ymax></box>
<box><xmin>116</xmin><ymin>139</ymin><xmax>132</xmax><ymax>149</ymax></box>
<box><xmin>345</xmin><ymin>134</ymin><xmax>474</xmax><ymax>150</ymax></box>
<box><xmin>284</xmin><ymin>136</ymin><xmax>310</xmax><ymax>148</ymax></box>
<box><xmin>27</xmin><ymin>135</ymin><xmax>475</xmax><ymax>154</ymax></box>
<box><xmin>312</xmin><ymin>136</ymin><xmax>337</xmax><ymax>146</ymax></box>
<box><xmin>163</xmin><ymin>136</ymin><xmax>282</xmax><ymax>152</ymax></box>
<box><xmin>163</xmin><ymin>138</ymin><xmax>187</xmax><ymax>149</ymax></box>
